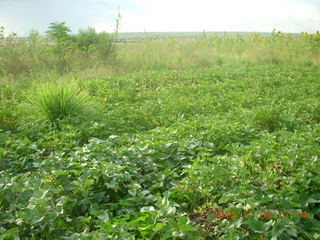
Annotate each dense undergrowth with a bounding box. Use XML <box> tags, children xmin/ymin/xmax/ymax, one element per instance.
<box><xmin>0</xmin><ymin>26</ymin><xmax>320</xmax><ymax>239</ymax></box>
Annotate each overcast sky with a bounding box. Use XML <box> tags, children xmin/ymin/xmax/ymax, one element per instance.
<box><xmin>0</xmin><ymin>0</ymin><xmax>319</xmax><ymax>35</ymax></box>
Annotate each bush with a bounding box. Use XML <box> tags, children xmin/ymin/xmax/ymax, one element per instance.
<box><xmin>76</xmin><ymin>27</ymin><xmax>99</xmax><ymax>53</ymax></box>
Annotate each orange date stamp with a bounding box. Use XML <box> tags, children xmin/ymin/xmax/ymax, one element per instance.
<box><xmin>208</xmin><ymin>208</ymin><xmax>308</xmax><ymax>221</ymax></box>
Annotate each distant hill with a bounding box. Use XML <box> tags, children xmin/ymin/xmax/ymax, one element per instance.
<box><xmin>115</xmin><ymin>31</ymin><xmax>299</xmax><ymax>42</ymax></box>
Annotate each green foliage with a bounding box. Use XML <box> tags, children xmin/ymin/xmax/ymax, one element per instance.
<box><xmin>76</xmin><ymin>27</ymin><xmax>99</xmax><ymax>53</ymax></box>
<box><xmin>27</xmin><ymin>29</ymin><xmax>41</xmax><ymax>46</ymax></box>
<box><xmin>95</xmin><ymin>32</ymin><xmax>115</xmax><ymax>60</ymax></box>
<box><xmin>0</xmin><ymin>25</ymin><xmax>319</xmax><ymax>78</ymax></box>
<box><xmin>173</xmin><ymin>126</ymin><xmax>320</xmax><ymax>239</ymax></box>
<box><xmin>1</xmin><ymin>28</ymin><xmax>320</xmax><ymax>239</ymax></box>
<box><xmin>46</xmin><ymin>22</ymin><xmax>73</xmax><ymax>75</ymax></box>
<box><xmin>27</xmin><ymin>82</ymin><xmax>93</xmax><ymax>123</ymax></box>
<box><xmin>253</xmin><ymin>106</ymin><xmax>287</xmax><ymax>132</ymax></box>
<box><xmin>46</xmin><ymin>21</ymin><xmax>71</xmax><ymax>46</ymax></box>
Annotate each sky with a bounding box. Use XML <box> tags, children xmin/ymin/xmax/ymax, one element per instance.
<box><xmin>0</xmin><ymin>0</ymin><xmax>319</xmax><ymax>35</ymax></box>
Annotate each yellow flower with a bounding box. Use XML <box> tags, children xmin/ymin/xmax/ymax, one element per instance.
<box><xmin>44</xmin><ymin>177</ymin><xmax>53</xmax><ymax>183</ymax></box>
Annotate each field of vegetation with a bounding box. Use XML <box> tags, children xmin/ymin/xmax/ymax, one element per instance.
<box><xmin>0</xmin><ymin>23</ymin><xmax>320</xmax><ymax>239</ymax></box>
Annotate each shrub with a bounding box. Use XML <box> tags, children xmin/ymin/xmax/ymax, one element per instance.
<box><xmin>76</xmin><ymin>27</ymin><xmax>99</xmax><ymax>53</ymax></box>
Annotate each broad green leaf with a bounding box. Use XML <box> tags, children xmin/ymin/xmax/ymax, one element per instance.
<box><xmin>246</xmin><ymin>218</ymin><xmax>266</xmax><ymax>233</ymax></box>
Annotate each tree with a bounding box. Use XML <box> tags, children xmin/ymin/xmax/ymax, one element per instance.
<box><xmin>46</xmin><ymin>22</ymin><xmax>72</xmax><ymax>75</ymax></box>
<box><xmin>46</xmin><ymin>22</ymin><xmax>71</xmax><ymax>46</ymax></box>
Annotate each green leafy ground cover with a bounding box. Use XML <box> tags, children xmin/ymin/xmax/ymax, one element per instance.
<box><xmin>1</xmin><ymin>63</ymin><xmax>320</xmax><ymax>239</ymax></box>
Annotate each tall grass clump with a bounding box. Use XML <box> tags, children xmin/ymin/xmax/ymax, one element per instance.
<box><xmin>28</xmin><ymin>82</ymin><xmax>93</xmax><ymax>123</ymax></box>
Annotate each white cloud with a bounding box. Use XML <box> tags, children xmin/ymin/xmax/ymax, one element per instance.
<box><xmin>0</xmin><ymin>0</ymin><xmax>319</xmax><ymax>34</ymax></box>
<box><xmin>119</xmin><ymin>0</ymin><xmax>320</xmax><ymax>32</ymax></box>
